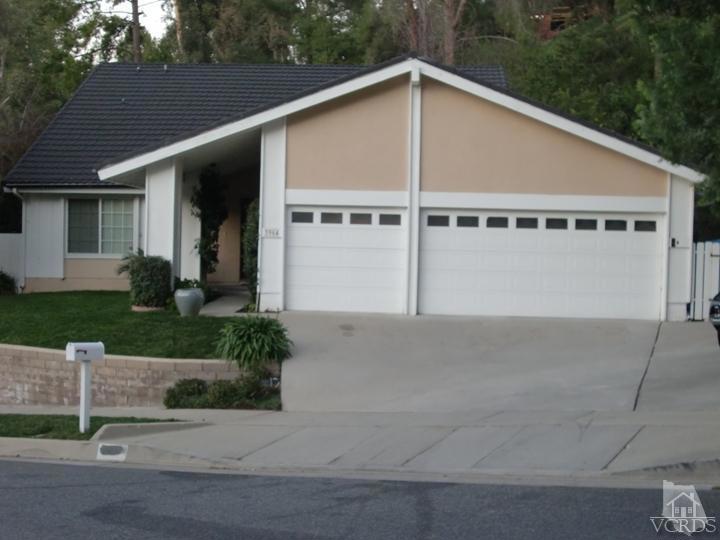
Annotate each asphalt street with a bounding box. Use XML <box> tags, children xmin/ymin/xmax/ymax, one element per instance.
<box><xmin>1</xmin><ymin>460</ymin><xmax>719</xmax><ymax>539</ymax></box>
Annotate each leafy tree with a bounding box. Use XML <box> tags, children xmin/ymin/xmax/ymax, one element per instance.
<box><xmin>0</xmin><ymin>0</ymin><xmax>104</xmax><ymax>179</ymax></box>
<box><xmin>213</xmin><ymin>0</ymin><xmax>296</xmax><ymax>63</ymax></box>
<box><xmin>191</xmin><ymin>165</ymin><xmax>228</xmax><ymax>278</ymax></box>
<box><xmin>515</xmin><ymin>16</ymin><xmax>653</xmax><ymax>137</ymax></box>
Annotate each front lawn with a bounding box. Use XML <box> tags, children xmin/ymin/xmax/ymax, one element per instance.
<box><xmin>0</xmin><ymin>291</ymin><xmax>235</xmax><ymax>358</ymax></box>
<box><xmin>0</xmin><ymin>414</ymin><xmax>170</xmax><ymax>440</ymax></box>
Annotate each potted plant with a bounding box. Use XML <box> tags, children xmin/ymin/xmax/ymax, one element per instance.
<box><xmin>117</xmin><ymin>250</ymin><xmax>172</xmax><ymax>312</ymax></box>
<box><xmin>174</xmin><ymin>278</ymin><xmax>206</xmax><ymax>317</ymax></box>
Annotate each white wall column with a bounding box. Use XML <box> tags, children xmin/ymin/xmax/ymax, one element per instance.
<box><xmin>179</xmin><ymin>171</ymin><xmax>201</xmax><ymax>280</ymax></box>
<box><xmin>405</xmin><ymin>66</ymin><xmax>422</xmax><ymax>315</ymax></box>
<box><xmin>257</xmin><ymin>118</ymin><xmax>287</xmax><ymax>311</ymax></box>
<box><xmin>145</xmin><ymin>158</ymin><xmax>182</xmax><ymax>278</ymax></box>
<box><xmin>666</xmin><ymin>175</ymin><xmax>695</xmax><ymax>321</ymax></box>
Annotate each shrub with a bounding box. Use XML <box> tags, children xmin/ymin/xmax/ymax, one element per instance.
<box><xmin>118</xmin><ymin>250</ymin><xmax>172</xmax><ymax>307</ymax></box>
<box><xmin>207</xmin><ymin>379</ymin><xmax>254</xmax><ymax>409</ymax></box>
<box><xmin>216</xmin><ymin>316</ymin><xmax>292</xmax><ymax>374</ymax></box>
<box><xmin>242</xmin><ymin>198</ymin><xmax>259</xmax><ymax>302</ymax></box>
<box><xmin>163</xmin><ymin>378</ymin><xmax>208</xmax><ymax>409</ymax></box>
<box><xmin>0</xmin><ymin>271</ymin><xmax>16</xmax><ymax>295</ymax></box>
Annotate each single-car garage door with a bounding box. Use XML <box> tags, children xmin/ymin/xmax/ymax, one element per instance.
<box><xmin>285</xmin><ymin>207</ymin><xmax>406</xmax><ymax>313</ymax></box>
<box><xmin>419</xmin><ymin>210</ymin><xmax>663</xmax><ymax>319</ymax></box>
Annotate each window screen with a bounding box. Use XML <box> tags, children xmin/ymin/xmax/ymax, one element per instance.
<box><xmin>68</xmin><ymin>199</ymin><xmax>99</xmax><ymax>253</ymax></box>
<box><xmin>379</xmin><ymin>214</ymin><xmax>401</xmax><ymax>225</ymax></box>
<box><xmin>427</xmin><ymin>215</ymin><xmax>449</xmax><ymax>227</ymax></box>
<box><xmin>487</xmin><ymin>217</ymin><xmax>508</xmax><ymax>228</ymax></box>
<box><xmin>457</xmin><ymin>216</ymin><xmax>479</xmax><ymax>228</ymax></box>
<box><xmin>101</xmin><ymin>199</ymin><xmax>134</xmax><ymax>254</ymax></box>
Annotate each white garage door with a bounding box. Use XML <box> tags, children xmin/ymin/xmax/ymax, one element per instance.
<box><xmin>419</xmin><ymin>210</ymin><xmax>664</xmax><ymax>319</ymax></box>
<box><xmin>285</xmin><ymin>207</ymin><xmax>406</xmax><ymax>313</ymax></box>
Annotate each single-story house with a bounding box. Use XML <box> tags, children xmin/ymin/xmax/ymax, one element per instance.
<box><xmin>2</xmin><ymin>54</ymin><xmax>704</xmax><ymax>321</ymax></box>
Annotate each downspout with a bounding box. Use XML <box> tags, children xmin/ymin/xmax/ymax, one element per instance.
<box><xmin>11</xmin><ymin>188</ymin><xmax>26</xmax><ymax>292</ymax></box>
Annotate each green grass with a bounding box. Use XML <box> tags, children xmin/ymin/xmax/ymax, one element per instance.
<box><xmin>0</xmin><ymin>414</ymin><xmax>169</xmax><ymax>440</ymax></box>
<box><xmin>0</xmin><ymin>291</ymin><xmax>236</xmax><ymax>358</ymax></box>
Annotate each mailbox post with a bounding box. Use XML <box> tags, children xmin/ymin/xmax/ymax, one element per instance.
<box><xmin>65</xmin><ymin>342</ymin><xmax>105</xmax><ymax>433</ymax></box>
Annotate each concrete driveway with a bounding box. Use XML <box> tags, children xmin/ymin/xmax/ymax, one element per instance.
<box><xmin>279</xmin><ymin>313</ymin><xmax>662</xmax><ymax>412</ymax></box>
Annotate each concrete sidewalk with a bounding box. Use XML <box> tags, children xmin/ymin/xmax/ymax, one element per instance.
<box><xmin>3</xmin><ymin>405</ymin><xmax>720</xmax><ymax>484</ymax></box>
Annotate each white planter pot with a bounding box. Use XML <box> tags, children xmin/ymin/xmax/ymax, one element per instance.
<box><xmin>174</xmin><ymin>288</ymin><xmax>205</xmax><ymax>317</ymax></box>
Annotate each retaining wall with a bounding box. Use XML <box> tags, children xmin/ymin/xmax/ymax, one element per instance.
<box><xmin>0</xmin><ymin>344</ymin><xmax>240</xmax><ymax>407</ymax></box>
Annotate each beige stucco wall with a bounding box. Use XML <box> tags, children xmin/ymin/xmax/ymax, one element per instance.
<box><xmin>24</xmin><ymin>259</ymin><xmax>129</xmax><ymax>292</ymax></box>
<box><xmin>286</xmin><ymin>76</ymin><xmax>410</xmax><ymax>191</ymax></box>
<box><xmin>420</xmin><ymin>78</ymin><xmax>667</xmax><ymax>196</ymax></box>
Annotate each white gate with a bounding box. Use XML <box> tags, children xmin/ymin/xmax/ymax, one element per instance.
<box><xmin>690</xmin><ymin>241</ymin><xmax>720</xmax><ymax>320</ymax></box>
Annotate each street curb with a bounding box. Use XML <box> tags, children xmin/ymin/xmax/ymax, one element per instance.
<box><xmin>1</xmin><ymin>436</ymin><xmax>719</xmax><ymax>489</ymax></box>
<box><xmin>92</xmin><ymin>421</ymin><xmax>208</xmax><ymax>441</ymax></box>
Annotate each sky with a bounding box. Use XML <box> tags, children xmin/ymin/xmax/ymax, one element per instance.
<box><xmin>103</xmin><ymin>0</ymin><xmax>169</xmax><ymax>39</ymax></box>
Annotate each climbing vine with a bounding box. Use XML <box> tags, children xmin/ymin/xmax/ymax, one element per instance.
<box><xmin>191</xmin><ymin>164</ymin><xmax>228</xmax><ymax>278</ymax></box>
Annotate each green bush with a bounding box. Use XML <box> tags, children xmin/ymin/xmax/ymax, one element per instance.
<box><xmin>242</xmin><ymin>198</ymin><xmax>259</xmax><ymax>302</ymax></box>
<box><xmin>118</xmin><ymin>250</ymin><xmax>172</xmax><ymax>307</ymax></box>
<box><xmin>207</xmin><ymin>379</ymin><xmax>253</xmax><ymax>409</ymax></box>
<box><xmin>0</xmin><ymin>271</ymin><xmax>16</xmax><ymax>295</ymax></box>
<box><xmin>163</xmin><ymin>378</ymin><xmax>208</xmax><ymax>409</ymax></box>
<box><xmin>215</xmin><ymin>316</ymin><xmax>292</xmax><ymax>374</ymax></box>
<box><xmin>164</xmin><ymin>374</ymin><xmax>279</xmax><ymax>410</ymax></box>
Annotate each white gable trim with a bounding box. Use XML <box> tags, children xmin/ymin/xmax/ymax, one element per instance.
<box><xmin>98</xmin><ymin>58</ymin><xmax>704</xmax><ymax>184</ymax></box>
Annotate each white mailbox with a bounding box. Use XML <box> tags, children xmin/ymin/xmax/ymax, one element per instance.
<box><xmin>66</xmin><ymin>342</ymin><xmax>105</xmax><ymax>362</ymax></box>
<box><xmin>66</xmin><ymin>341</ymin><xmax>105</xmax><ymax>433</ymax></box>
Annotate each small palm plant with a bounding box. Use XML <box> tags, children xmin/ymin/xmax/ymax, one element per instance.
<box><xmin>215</xmin><ymin>316</ymin><xmax>292</xmax><ymax>374</ymax></box>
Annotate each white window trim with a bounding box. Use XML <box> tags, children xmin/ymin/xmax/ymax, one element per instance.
<box><xmin>64</xmin><ymin>196</ymin><xmax>138</xmax><ymax>259</ymax></box>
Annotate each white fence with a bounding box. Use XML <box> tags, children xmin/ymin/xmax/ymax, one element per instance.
<box><xmin>690</xmin><ymin>241</ymin><xmax>720</xmax><ymax>320</ymax></box>
<box><xmin>0</xmin><ymin>234</ymin><xmax>24</xmax><ymax>290</ymax></box>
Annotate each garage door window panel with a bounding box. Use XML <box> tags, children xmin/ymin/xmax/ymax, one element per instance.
<box><xmin>634</xmin><ymin>220</ymin><xmax>657</xmax><ymax>232</ymax></box>
<box><xmin>291</xmin><ymin>211</ymin><xmax>314</xmax><ymax>224</ymax></box>
<box><xmin>546</xmin><ymin>218</ymin><xmax>568</xmax><ymax>230</ymax></box>
<box><xmin>321</xmin><ymin>212</ymin><xmax>343</xmax><ymax>224</ymax></box>
<box><xmin>379</xmin><ymin>214</ymin><xmax>402</xmax><ymax>226</ymax></box>
<box><xmin>575</xmin><ymin>219</ymin><xmax>597</xmax><ymax>231</ymax></box>
<box><xmin>457</xmin><ymin>216</ymin><xmax>479</xmax><ymax>228</ymax></box>
<box><xmin>605</xmin><ymin>219</ymin><xmax>627</xmax><ymax>231</ymax></box>
<box><xmin>516</xmin><ymin>217</ymin><xmax>538</xmax><ymax>229</ymax></box>
<box><xmin>350</xmin><ymin>213</ymin><xmax>372</xmax><ymax>225</ymax></box>
<box><xmin>487</xmin><ymin>216</ymin><xmax>509</xmax><ymax>228</ymax></box>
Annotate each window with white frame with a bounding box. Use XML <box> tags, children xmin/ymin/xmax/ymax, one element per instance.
<box><xmin>67</xmin><ymin>198</ymin><xmax>135</xmax><ymax>255</ymax></box>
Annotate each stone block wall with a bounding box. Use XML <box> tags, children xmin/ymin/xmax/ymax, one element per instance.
<box><xmin>0</xmin><ymin>344</ymin><xmax>240</xmax><ymax>407</ymax></box>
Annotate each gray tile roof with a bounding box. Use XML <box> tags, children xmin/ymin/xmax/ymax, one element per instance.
<box><xmin>4</xmin><ymin>60</ymin><xmax>507</xmax><ymax>188</ymax></box>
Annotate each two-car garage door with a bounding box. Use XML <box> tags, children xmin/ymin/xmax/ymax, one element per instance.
<box><xmin>419</xmin><ymin>210</ymin><xmax>663</xmax><ymax>319</ymax></box>
<box><xmin>285</xmin><ymin>206</ymin><xmax>664</xmax><ymax>319</ymax></box>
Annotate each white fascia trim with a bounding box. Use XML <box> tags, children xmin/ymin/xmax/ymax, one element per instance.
<box><xmin>99</xmin><ymin>62</ymin><xmax>413</xmax><ymax>180</ymax></box>
<box><xmin>286</xmin><ymin>189</ymin><xmax>409</xmax><ymax>208</ymax></box>
<box><xmin>417</xmin><ymin>63</ymin><xmax>705</xmax><ymax>184</ymax></box>
<box><xmin>16</xmin><ymin>188</ymin><xmax>144</xmax><ymax>195</ymax></box>
<box><xmin>419</xmin><ymin>192</ymin><xmax>668</xmax><ymax>213</ymax></box>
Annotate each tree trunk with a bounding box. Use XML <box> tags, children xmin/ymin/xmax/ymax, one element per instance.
<box><xmin>131</xmin><ymin>0</ymin><xmax>141</xmax><ymax>62</ymax></box>
<box><xmin>173</xmin><ymin>0</ymin><xmax>185</xmax><ymax>60</ymax></box>
<box><xmin>443</xmin><ymin>0</ymin><xmax>467</xmax><ymax>65</ymax></box>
